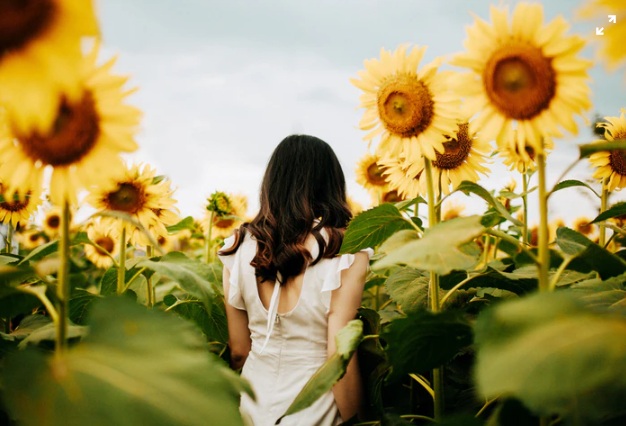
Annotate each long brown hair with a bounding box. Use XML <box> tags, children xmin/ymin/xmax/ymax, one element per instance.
<box><xmin>219</xmin><ymin>134</ymin><xmax>352</xmax><ymax>285</ymax></box>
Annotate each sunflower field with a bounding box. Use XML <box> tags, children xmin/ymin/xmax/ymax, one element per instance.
<box><xmin>1</xmin><ymin>1</ymin><xmax>626</xmax><ymax>425</ymax></box>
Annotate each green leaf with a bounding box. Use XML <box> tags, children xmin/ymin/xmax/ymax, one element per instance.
<box><xmin>556</xmin><ymin>227</ymin><xmax>626</xmax><ymax>279</ymax></box>
<box><xmin>550</xmin><ymin>179</ymin><xmax>601</xmax><ymax>198</ymax></box>
<box><xmin>569</xmin><ymin>272</ymin><xmax>626</xmax><ymax>314</ymax></box>
<box><xmin>454</xmin><ymin>181</ymin><xmax>523</xmax><ymax>227</ymax></box>
<box><xmin>170</xmin><ymin>298</ymin><xmax>228</xmax><ymax>344</ymax></box>
<box><xmin>590</xmin><ymin>201</ymin><xmax>626</xmax><ymax>224</ymax></box>
<box><xmin>277</xmin><ymin>320</ymin><xmax>363</xmax><ymax>423</ymax></box>
<box><xmin>462</xmin><ymin>267</ymin><xmax>537</xmax><ymax>295</ymax></box>
<box><xmin>384</xmin><ymin>268</ymin><xmax>432</xmax><ymax>313</ymax></box>
<box><xmin>70</xmin><ymin>289</ymin><xmax>101</xmax><ymax>325</ymax></box>
<box><xmin>18</xmin><ymin>322</ymin><xmax>87</xmax><ymax>349</ymax></box>
<box><xmin>18</xmin><ymin>232</ymin><xmax>90</xmax><ymax>265</ymax></box>
<box><xmin>166</xmin><ymin>216</ymin><xmax>195</xmax><ymax>233</ymax></box>
<box><xmin>137</xmin><ymin>252</ymin><xmax>219</xmax><ymax>310</ymax></box>
<box><xmin>373</xmin><ymin>216</ymin><xmax>484</xmax><ymax>275</ymax></box>
<box><xmin>475</xmin><ymin>292</ymin><xmax>626</xmax><ymax>422</ymax></box>
<box><xmin>2</xmin><ymin>297</ymin><xmax>249</xmax><ymax>426</ymax></box>
<box><xmin>383</xmin><ymin>310</ymin><xmax>473</xmax><ymax>383</ymax></box>
<box><xmin>579</xmin><ymin>139</ymin><xmax>626</xmax><ymax>159</ymax></box>
<box><xmin>339</xmin><ymin>204</ymin><xmax>415</xmax><ymax>254</ymax></box>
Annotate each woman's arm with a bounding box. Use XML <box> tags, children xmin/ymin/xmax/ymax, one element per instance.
<box><xmin>223</xmin><ymin>267</ymin><xmax>252</xmax><ymax>370</ymax></box>
<box><xmin>327</xmin><ymin>251</ymin><xmax>369</xmax><ymax>421</ymax></box>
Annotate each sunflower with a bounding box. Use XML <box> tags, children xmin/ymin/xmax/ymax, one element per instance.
<box><xmin>84</xmin><ymin>218</ymin><xmax>118</xmax><ymax>269</ymax></box>
<box><xmin>500</xmin><ymin>133</ymin><xmax>554</xmax><ymax>173</ymax></box>
<box><xmin>347</xmin><ymin>196</ymin><xmax>364</xmax><ymax>216</ymax></box>
<box><xmin>16</xmin><ymin>227</ymin><xmax>47</xmax><ymax>250</ymax></box>
<box><xmin>589</xmin><ymin>109</ymin><xmax>626</xmax><ymax>191</ymax></box>
<box><xmin>204</xmin><ymin>193</ymin><xmax>248</xmax><ymax>239</ymax></box>
<box><xmin>351</xmin><ymin>45</ymin><xmax>459</xmax><ymax>161</ymax></box>
<box><xmin>451</xmin><ymin>3</ymin><xmax>592</xmax><ymax>154</ymax></box>
<box><xmin>431</xmin><ymin>122</ymin><xmax>491</xmax><ymax>194</ymax></box>
<box><xmin>42</xmin><ymin>206</ymin><xmax>63</xmax><ymax>237</ymax></box>
<box><xmin>378</xmin><ymin>155</ymin><xmax>425</xmax><ymax>200</ymax></box>
<box><xmin>572</xmin><ymin>217</ymin><xmax>595</xmax><ymax>237</ymax></box>
<box><xmin>0</xmin><ymin>179</ymin><xmax>41</xmax><ymax>227</ymax></box>
<box><xmin>0</xmin><ymin>44</ymin><xmax>141</xmax><ymax>205</ymax></box>
<box><xmin>155</xmin><ymin>234</ymin><xmax>175</xmax><ymax>254</ymax></box>
<box><xmin>355</xmin><ymin>152</ymin><xmax>389</xmax><ymax>190</ymax></box>
<box><xmin>578</xmin><ymin>0</ymin><xmax>626</xmax><ymax>70</ymax></box>
<box><xmin>442</xmin><ymin>201</ymin><xmax>466</xmax><ymax>221</ymax></box>
<box><xmin>87</xmin><ymin>163</ymin><xmax>179</xmax><ymax>247</ymax></box>
<box><xmin>0</xmin><ymin>0</ymin><xmax>99</xmax><ymax>134</ymax></box>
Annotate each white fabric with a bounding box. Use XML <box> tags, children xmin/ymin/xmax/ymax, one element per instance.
<box><xmin>218</xmin><ymin>231</ymin><xmax>372</xmax><ymax>426</ymax></box>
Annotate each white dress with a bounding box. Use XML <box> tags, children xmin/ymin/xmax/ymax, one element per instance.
<box><xmin>218</xmin><ymin>231</ymin><xmax>372</xmax><ymax>426</ymax></box>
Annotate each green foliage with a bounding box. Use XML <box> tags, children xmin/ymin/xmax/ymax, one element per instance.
<box><xmin>373</xmin><ymin>216</ymin><xmax>484</xmax><ymax>275</ymax></box>
<box><xmin>1</xmin><ymin>297</ymin><xmax>248</xmax><ymax>426</ymax></box>
<box><xmin>454</xmin><ymin>181</ymin><xmax>523</xmax><ymax>227</ymax></box>
<box><xmin>166</xmin><ymin>216</ymin><xmax>196</xmax><ymax>233</ymax></box>
<box><xmin>383</xmin><ymin>310</ymin><xmax>473</xmax><ymax>383</ymax></box>
<box><xmin>277</xmin><ymin>320</ymin><xmax>363</xmax><ymax>423</ymax></box>
<box><xmin>556</xmin><ymin>227</ymin><xmax>626</xmax><ymax>278</ymax></box>
<box><xmin>474</xmin><ymin>292</ymin><xmax>626</xmax><ymax>423</ymax></box>
<box><xmin>550</xmin><ymin>179</ymin><xmax>601</xmax><ymax>198</ymax></box>
<box><xmin>339</xmin><ymin>204</ymin><xmax>416</xmax><ymax>254</ymax></box>
<box><xmin>137</xmin><ymin>251</ymin><xmax>221</xmax><ymax>310</ymax></box>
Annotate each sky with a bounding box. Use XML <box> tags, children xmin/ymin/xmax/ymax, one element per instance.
<box><xmin>95</xmin><ymin>0</ymin><xmax>626</xmax><ymax>226</ymax></box>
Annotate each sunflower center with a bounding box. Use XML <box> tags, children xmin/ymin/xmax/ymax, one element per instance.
<box><xmin>0</xmin><ymin>185</ymin><xmax>29</xmax><ymax>212</ymax></box>
<box><xmin>0</xmin><ymin>0</ymin><xmax>54</xmax><ymax>54</ymax></box>
<box><xmin>106</xmin><ymin>182</ymin><xmax>145</xmax><ymax>213</ymax></box>
<box><xmin>609</xmin><ymin>150</ymin><xmax>626</xmax><ymax>176</ymax></box>
<box><xmin>366</xmin><ymin>162</ymin><xmax>387</xmax><ymax>186</ymax></box>
<box><xmin>95</xmin><ymin>236</ymin><xmax>115</xmax><ymax>255</ymax></box>
<box><xmin>484</xmin><ymin>44</ymin><xmax>556</xmax><ymax>120</ymax></box>
<box><xmin>377</xmin><ymin>75</ymin><xmax>434</xmax><ymax>137</ymax></box>
<box><xmin>18</xmin><ymin>92</ymin><xmax>100</xmax><ymax>167</ymax></box>
<box><xmin>214</xmin><ymin>216</ymin><xmax>235</xmax><ymax>229</ymax></box>
<box><xmin>383</xmin><ymin>190</ymin><xmax>403</xmax><ymax>203</ymax></box>
<box><xmin>46</xmin><ymin>214</ymin><xmax>60</xmax><ymax>229</ymax></box>
<box><xmin>433</xmin><ymin>123</ymin><xmax>472</xmax><ymax>170</ymax></box>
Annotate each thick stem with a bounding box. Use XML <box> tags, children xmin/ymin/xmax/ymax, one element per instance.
<box><xmin>537</xmin><ymin>152</ymin><xmax>550</xmax><ymax>292</ymax></box>
<box><xmin>204</xmin><ymin>211</ymin><xmax>215</xmax><ymax>263</ymax></box>
<box><xmin>5</xmin><ymin>224</ymin><xmax>14</xmax><ymax>254</ymax></box>
<box><xmin>522</xmin><ymin>173</ymin><xmax>529</xmax><ymax>246</ymax></box>
<box><xmin>146</xmin><ymin>245</ymin><xmax>154</xmax><ymax>307</ymax></box>
<box><xmin>599</xmin><ymin>179</ymin><xmax>608</xmax><ymax>247</ymax></box>
<box><xmin>117</xmin><ymin>226</ymin><xmax>126</xmax><ymax>295</ymax></box>
<box><xmin>424</xmin><ymin>158</ymin><xmax>443</xmax><ymax>420</ymax></box>
<box><xmin>55</xmin><ymin>202</ymin><xmax>71</xmax><ymax>356</ymax></box>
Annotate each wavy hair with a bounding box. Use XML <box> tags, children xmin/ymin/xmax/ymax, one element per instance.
<box><xmin>219</xmin><ymin>134</ymin><xmax>352</xmax><ymax>285</ymax></box>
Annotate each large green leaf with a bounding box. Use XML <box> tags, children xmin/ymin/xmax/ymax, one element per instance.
<box><xmin>373</xmin><ymin>216</ymin><xmax>484</xmax><ymax>275</ymax></box>
<box><xmin>383</xmin><ymin>310</ymin><xmax>473</xmax><ymax>383</ymax></box>
<box><xmin>556</xmin><ymin>227</ymin><xmax>626</xmax><ymax>279</ymax></box>
<box><xmin>549</xmin><ymin>179</ymin><xmax>600</xmax><ymax>198</ymax></box>
<box><xmin>461</xmin><ymin>267</ymin><xmax>537</xmax><ymax>295</ymax></box>
<box><xmin>166</xmin><ymin>216</ymin><xmax>195</xmax><ymax>233</ymax></box>
<box><xmin>475</xmin><ymin>292</ymin><xmax>626</xmax><ymax>422</ymax></box>
<box><xmin>385</xmin><ymin>268</ymin><xmax>435</xmax><ymax>313</ymax></box>
<box><xmin>277</xmin><ymin>320</ymin><xmax>363</xmax><ymax>423</ymax></box>
<box><xmin>18</xmin><ymin>232</ymin><xmax>91</xmax><ymax>265</ymax></box>
<box><xmin>168</xmin><ymin>296</ymin><xmax>228</xmax><ymax>344</ymax></box>
<box><xmin>1</xmin><ymin>297</ymin><xmax>249</xmax><ymax>426</ymax></box>
<box><xmin>569</xmin><ymin>272</ymin><xmax>626</xmax><ymax>314</ymax></box>
<box><xmin>339</xmin><ymin>204</ymin><xmax>416</xmax><ymax>254</ymax></box>
<box><xmin>137</xmin><ymin>252</ymin><xmax>219</xmax><ymax>310</ymax></box>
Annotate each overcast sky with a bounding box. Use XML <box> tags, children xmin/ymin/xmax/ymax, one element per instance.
<box><xmin>95</xmin><ymin>0</ymin><xmax>626</xmax><ymax>225</ymax></box>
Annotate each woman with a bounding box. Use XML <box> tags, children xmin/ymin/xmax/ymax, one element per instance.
<box><xmin>218</xmin><ymin>134</ymin><xmax>371</xmax><ymax>425</ymax></box>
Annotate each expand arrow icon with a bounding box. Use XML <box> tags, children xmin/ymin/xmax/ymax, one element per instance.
<box><xmin>608</xmin><ymin>15</ymin><xmax>616</xmax><ymax>23</ymax></box>
<box><xmin>596</xmin><ymin>27</ymin><xmax>604</xmax><ymax>35</ymax></box>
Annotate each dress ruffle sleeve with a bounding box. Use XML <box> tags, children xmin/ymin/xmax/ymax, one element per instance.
<box><xmin>320</xmin><ymin>248</ymin><xmax>374</xmax><ymax>311</ymax></box>
<box><xmin>217</xmin><ymin>235</ymin><xmax>246</xmax><ymax>310</ymax></box>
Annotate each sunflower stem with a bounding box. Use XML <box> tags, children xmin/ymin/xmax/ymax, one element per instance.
<box><xmin>424</xmin><ymin>158</ymin><xmax>444</xmax><ymax>420</ymax></box>
<box><xmin>117</xmin><ymin>226</ymin><xmax>126</xmax><ymax>295</ymax></box>
<box><xmin>522</xmin><ymin>172</ymin><xmax>529</xmax><ymax>246</ymax></box>
<box><xmin>5</xmin><ymin>224</ymin><xmax>13</xmax><ymax>254</ymax></box>
<box><xmin>599</xmin><ymin>179</ymin><xmax>609</xmax><ymax>247</ymax></box>
<box><xmin>55</xmin><ymin>201</ymin><xmax>71</xmax><ymax>356</ymax></box>
<box><xmin>205</xmin><ymin>211</ymin><xmax>215</xmax><ymax>263</ymax></box>
<box><xmin>537</xmin><ymin>151</ymin><xmax>550</xmax><ymax>292</ymax></box>
<box><xmin>146</xmin><ymin>245</ymin><xmax>154</xmax><ymax>307</ymax></box>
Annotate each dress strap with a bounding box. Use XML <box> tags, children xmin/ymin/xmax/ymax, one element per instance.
<box><xmin>259</xmin><ymin>274</ymin><xmax>282</xmax><ymax>354</ymax></box>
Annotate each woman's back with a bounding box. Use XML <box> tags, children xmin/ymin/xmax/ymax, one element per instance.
<box><xmin>219</xmin><ymin>230</ymin><xmax>371</xmax><ymax>425</ymax></box>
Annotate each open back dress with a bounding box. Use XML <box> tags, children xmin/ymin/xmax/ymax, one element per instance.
<box><xmin>218</xmin><ymin>230</ymin><xmax>372</xmax><ymax>426</ymax></box>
